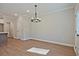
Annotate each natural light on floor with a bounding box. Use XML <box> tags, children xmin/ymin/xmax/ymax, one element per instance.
<box><xmin>27</xmin><ymin>47</ymin><xmax>50</xmax><ymax>55</ymax></box>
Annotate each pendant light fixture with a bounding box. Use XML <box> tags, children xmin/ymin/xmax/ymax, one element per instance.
<box><xmin>31</xmin><ymin>5</ymin><xmax>41</xmax><ymax>23</ymax></box>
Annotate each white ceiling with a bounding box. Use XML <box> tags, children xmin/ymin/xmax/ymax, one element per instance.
<box><xmin>0</xmin><ymin>3</ymin><xmax>75</xmax><ymax>17</ymax></box>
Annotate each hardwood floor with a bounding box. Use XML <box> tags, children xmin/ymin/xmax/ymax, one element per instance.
<box><xmin>0</xmin><ymin>38</ymin><xmax>76</xmax><ymax>56</ymax></box>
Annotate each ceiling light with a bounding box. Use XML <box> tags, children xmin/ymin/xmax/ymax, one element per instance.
<box><xmin>31</xmin><ymin>5</ymin><xmax>41</xmax><ymax>23</ymax></box>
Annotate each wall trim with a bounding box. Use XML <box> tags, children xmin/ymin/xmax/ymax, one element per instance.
<box><xmin>13</xmin><ymin>37</ymin><xmax>74</xmax><ymax>47</ymax></box>
<box><xmin>74</xmin><ymin>46</ymin><xmax>77</xmax><ymax>55</ymax></box>
<box><xmin>29</xmin><ymin>38</ymin><xmax>74</xmax><ymax>47</ymax></box>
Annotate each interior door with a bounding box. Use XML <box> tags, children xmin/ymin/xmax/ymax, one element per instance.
<box><xmin>75</xmin><ymin>11</ymin><xmax>79</xmax><ymax>55</ymax></box>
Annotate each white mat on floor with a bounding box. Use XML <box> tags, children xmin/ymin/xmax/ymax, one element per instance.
<box><xmin>27</xmin><ymin>47</ymin><xmax>50</xmax><ymax>55</ymax></box>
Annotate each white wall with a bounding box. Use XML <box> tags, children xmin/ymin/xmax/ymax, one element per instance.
<box><xmin>30</xmin><ymin>8</ymin><xmax>75</xmax><ymax>46</ymax></box>
<box><xmin>5</xmin><ymin>6</ymin><xmax>75</xmax><ymax>46</ymax></box>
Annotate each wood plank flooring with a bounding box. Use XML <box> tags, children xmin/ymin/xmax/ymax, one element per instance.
<box><xmin>0</xmin><ymin>38</ymin><xmax>76</xmax><ymax>56</ymax></box>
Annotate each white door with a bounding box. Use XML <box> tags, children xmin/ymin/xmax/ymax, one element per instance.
<box><xmin>75</xmin><ymin>11</ymin><xmax>79</xmax><ymax>55</ymax></box>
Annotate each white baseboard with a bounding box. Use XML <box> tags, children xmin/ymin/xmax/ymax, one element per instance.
<box><xmin>13</xmin><ymin>37</ymin><xmax>74</xmax><ymax>47</ymax></box>
<box><xmin>74</xmin><ymin>46</ymin><xmax>77</xmax><ymax>55</ymax></box>
<box><xmin>30</xmin><ymin>38</ymin><xmax>74</xmax><ymax>47</ymax></box>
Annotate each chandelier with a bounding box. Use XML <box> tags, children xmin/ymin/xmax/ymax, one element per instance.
<box><xmin>31</xmin><ymin>5</ymin><xmax>41</xmax><ymax>23</ymax></box>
